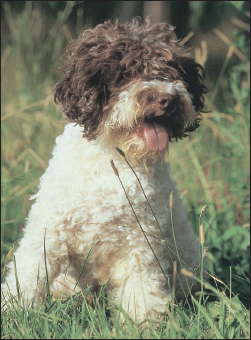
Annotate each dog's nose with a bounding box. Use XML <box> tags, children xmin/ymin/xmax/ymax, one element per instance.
<box><xmin>157</xmin><ymin>93</ymin><xmax>170</xmax><ymax>109</ymax></box>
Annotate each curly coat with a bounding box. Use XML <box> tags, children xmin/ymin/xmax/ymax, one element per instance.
<box><xmin>2</xmin><ymin>19</ymin><xmax>208</xmax><ymax>321</ymax></box>
<box><xmin>54</xmin><ymin>19</ymin><xmax>207</xmax><ymax>141</ymax></box>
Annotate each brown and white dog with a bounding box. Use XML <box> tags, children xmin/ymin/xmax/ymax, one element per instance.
<box><xmin>2</xmin><ymin>19</ymin><xmax>207</xmax><ymax>322</ymax></box>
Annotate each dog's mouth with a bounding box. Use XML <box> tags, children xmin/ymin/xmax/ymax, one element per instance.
<box><xmin>134</xmin><ymin>93</ymin><xmax>183</xmax><ymax>152</ymax></box>
<box><xmin>135</xmin><ymin>119</ymin><xmax>169</xmax><ymax>152</ymax></box>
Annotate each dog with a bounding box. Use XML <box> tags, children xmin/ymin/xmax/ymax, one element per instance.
<box><xmin>2</xmin><ymin>19</ymin><xmax>207</xmax><ymax>322</ymax></box>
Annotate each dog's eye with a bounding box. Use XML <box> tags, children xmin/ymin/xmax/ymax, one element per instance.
<box><xmin>125</xmin><ymin>71</ymin><xmax>132</xmax><ymax>77</ymax></box>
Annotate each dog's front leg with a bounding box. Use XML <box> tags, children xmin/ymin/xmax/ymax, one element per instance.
<box><xmin>1</xmin><ymin>228</ymin><xmax>65</xmax><ymax>309</ymax></box>
<box><xmin>109</xmin><ymin>250</ymin><xmax>171</xmax><ymax>323</ymax></box>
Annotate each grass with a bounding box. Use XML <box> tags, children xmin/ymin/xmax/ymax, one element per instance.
<box><xmin>1</xmin><ymin>2</ymin><xmax>250</xmax><ymax>339</ymax></box>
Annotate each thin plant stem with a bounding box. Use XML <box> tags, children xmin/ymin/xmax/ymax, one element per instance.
<box><xmin>169</xmin><ymin>192</ymin><xmax>193</xmax><ymax>307</ymax></box>
<box><xmin>13</xmin><ymin>255</ymin><xmax>20</xmax><ymax>299</ymax></box>
<box><xmin>116</xmin><ymin>147</ymin><xmax>201</xmax><ymax>269</ymax></box>
<box><xmin>209</xmin><ymin>55</ymin><xmax>230</xmax><ymax>108</ymax></box>
<box><xmin>110</xmin><ymin>159</ymin><xmax>169</xmax><ymax>283</ymax></box>
<box><xmin>75</xmin><ymin>235</ymin><xmax>98</xmax><ymax>290</ymax></box>
<box><xmin>198</xmin><ymin>224</ymin><xmax>205</xmax><ymax>339</ymax></box>
<box><xmin>43</xmin><ymin>229</ymin><xmax>52</xmax><ymax>306</ymax></box>
<box><xmin>115</xmin><ymin>147</ymin><xmax>165</xmax><ymax>241</ymax></box>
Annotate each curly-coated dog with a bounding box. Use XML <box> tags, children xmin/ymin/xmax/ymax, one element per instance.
<box><xmin>2</xmin><ymin>19</ymin><xmax>207</xmax><ymax>322</ymax></box>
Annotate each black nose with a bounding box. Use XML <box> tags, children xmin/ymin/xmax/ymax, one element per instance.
<box><xmin>157</xmin><ymin>93</ymin><xmax>170</xmax><ymax>109</ymax></box>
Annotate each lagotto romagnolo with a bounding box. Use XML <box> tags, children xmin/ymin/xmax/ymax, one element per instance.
<box><xmin>2</xmin><ymin>19</ymin><xmax>208</xmax><ymax>322</ymax></box>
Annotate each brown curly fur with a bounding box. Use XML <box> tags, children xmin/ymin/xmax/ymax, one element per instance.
<box><xmin>54</xmin><ymin>19</ymin><xmax>207</xmax><ymax>141</ymax></box>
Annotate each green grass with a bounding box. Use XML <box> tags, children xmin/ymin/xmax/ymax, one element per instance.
<box><xmin>1</xmin><ymin>2</ymin><xmax>250</xmax><ymax>339</ymax></box>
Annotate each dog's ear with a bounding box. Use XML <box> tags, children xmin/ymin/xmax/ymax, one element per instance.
<box><xmin>53</xmin><ymin>53</ymin><xmax>110</xmax><ymax>141</ymax></box>
<box><xmin>176</xmin><ymin>58</ymin><xmax>208</xmax><ymax>114</ymax></box>
<box><xmin>53</xmin><ymin>20</ymin><xmax>136</xmax><ymax>140</ymax></box>
<box><xmin>177</xmin><ymin>58</ymin><xmax>208</xmax><ymax>134</ymax></box>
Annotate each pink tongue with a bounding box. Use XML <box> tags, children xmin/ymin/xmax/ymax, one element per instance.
<box><xmin>136</xmin><ymin>122</ymin><xmax>169</xmax><ymax>152</ymax></box>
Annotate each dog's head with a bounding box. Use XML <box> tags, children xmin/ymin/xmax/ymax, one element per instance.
<box><xmin>54</xmin><ymin>19</ymin><xmax>207</xmax><ymax>163</ymax></box>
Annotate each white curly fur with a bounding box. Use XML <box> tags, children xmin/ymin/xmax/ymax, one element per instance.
<box><xmin>2</xmin><ymin>78</ymin><xmax>201</xmax><ymax>322</ymax></box>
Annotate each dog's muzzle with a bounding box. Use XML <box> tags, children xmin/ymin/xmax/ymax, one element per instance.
<box><xmin>135</xmin><ymin>92</ymin><xmax>179</xmax><ymax>152</ymax></box>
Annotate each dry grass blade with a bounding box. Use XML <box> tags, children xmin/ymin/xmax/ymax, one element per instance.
<box><xmin>43</xmin><ymin>229</ymin><xmax>52</xmax><ymax>306</ymax></box>
<box><xmin>74</xmin><ymin>235</ymin><xmax>98</xmax><ymax>290</ymax></box>
<box><xmin>110</xmin><ymin>158</ymin><xmax>169</xmax><ymax>283</ymax></box>
<box><xmin>115</xmin><ymin>147</ymin><xmax>165</xmax><ymax>241</ymax></box>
